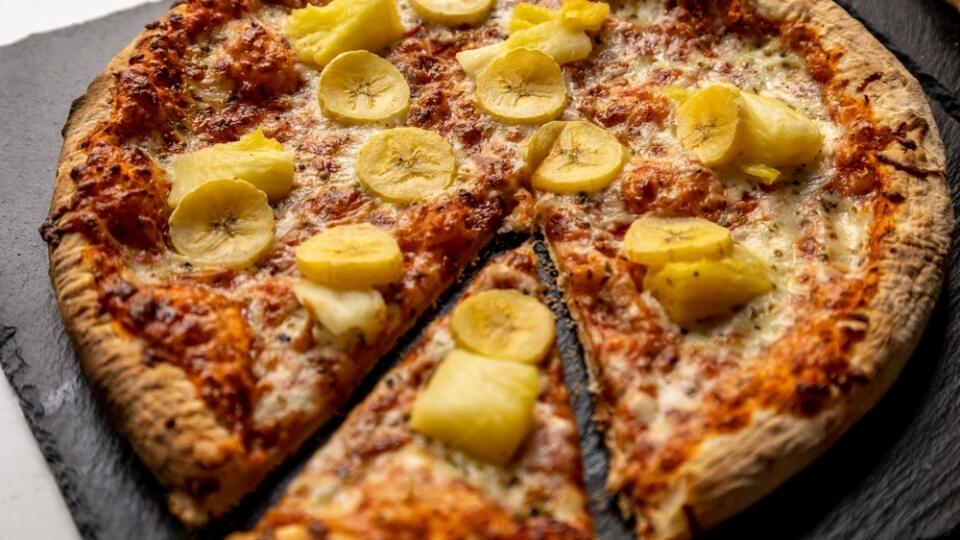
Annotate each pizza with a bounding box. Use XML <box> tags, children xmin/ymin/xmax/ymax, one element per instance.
<box><xmin>229</xmin><ymin>245</ymin><xmax>594</xmax><ymax>539</ymax></box>
<box><xmin>39</xmin><ymin>0</ymin><xmax>950</xmax><ymax>538</ymax></box>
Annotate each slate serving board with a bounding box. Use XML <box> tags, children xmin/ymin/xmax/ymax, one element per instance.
<box><xmin>1</xmin><ymin>2</ymin><xmax>959</xmax><ymax>539</ymax></box>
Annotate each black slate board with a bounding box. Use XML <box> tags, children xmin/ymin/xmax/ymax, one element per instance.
<box><xmin>1</xmin><ymin>2</ymin><xmax>959</xmax><ymax>539</ymax></box>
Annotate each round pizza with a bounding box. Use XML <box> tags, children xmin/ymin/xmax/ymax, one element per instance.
<box><xmin>40</xmin><ymin>0</ymin><xmax>951</xmax><ymax>538</ymax></box>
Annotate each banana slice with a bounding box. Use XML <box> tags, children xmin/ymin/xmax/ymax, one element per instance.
<box><xmin>169</xmin><ymin>179</ymin><xmax>275</xmax><ymax>269</ymax></box>
<box><xmin>476</xmin><ymin>48</ymin><xmax>567</xmax><ymax>124</ymax></box>
<box><xmin>318</xmin><ymin>51</ymin><xmax>410</xmax><ymax>125</ymax></box>
<box><xmin>410</xmin><ymin>0</ymin><xmax>494</xmax><ymax>25</ymax></box>
<box><xmin>296</xmin><ymin>223</ymin><xmax>404</xmax><ymax>288</ymax></box>
<box><xmin>293</xmin><ymin>279</ymin><xmax>386</xmax><ymax>342</ymax></box>
<box><xmin>532</xmin><ymin>121</ymin><xmax>626</xmax><ymax>194</ymax></box>
<box><xmin>624</xmin><ymin>216</ymin><xmax>734</xmax><ymax>266</ymax></box>
<box><xmin>285</xmin><ymin>0</ymin><xmax>404</xmax><ymax>68</ymax></box>
<box><xmin>457</xmin><ymin>20</ymin><xmax>592</xmax><ymax>77</ymax></box>
<box><xmin>356</xmin><ymin>127</ymin><xmax>456</xmax><ymax>202</ymax></box>
<box><xmin>525</xmin><ymin>120</ymin><xmax>568</xmax><ymax>169</ymax></box>
<box><xmin>170</xmin><ymin>129</ymin><xmax>294</xmax><ymax>206</ymax></box>
<box><xmin>450</xmin><ymin>289</ymin><xmax>556</xmax><ymax>364</ymax></box>
<box><xmin>739</xmin><ymin>90</ymin><xmax>823</xmax><ymax>168</ymax></box>
<box><xmin>676</xmin><ymin>85</ymin><xmax>745</xmax><ymax>167</ymax></box>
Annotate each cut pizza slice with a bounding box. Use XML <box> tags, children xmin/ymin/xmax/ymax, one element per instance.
<box><xmin>532</xmin><ymin>2</ymin><xmax>950</xmax><ymax>539</ymax></box>
<box><xmin>228</xmin><ymin>245</ymin><xmax>594</xmax><ymax>539</ymax></box>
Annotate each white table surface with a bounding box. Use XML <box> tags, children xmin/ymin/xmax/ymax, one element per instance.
<box><xmin>1</xmin><ymin>4</ymin><xmax>150</xmax><ymax>539</ymax></box>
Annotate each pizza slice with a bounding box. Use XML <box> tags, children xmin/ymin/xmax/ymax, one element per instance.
<box><xmin>527</xmin><ymin>1</ymin><xmax>950</xmax><ymax>539</ymax></box>
<box><xmin>228</xmin><ymin>245</ymin><xmax>594</xmax><ymax>540</ymax></box>
<box><xmin>41</xmin><ymin>0</ymin><xmax>531</xmax><ymax>525</ymax></box>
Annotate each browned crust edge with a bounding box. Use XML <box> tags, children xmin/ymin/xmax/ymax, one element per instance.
<box><xmin>47</xmin><ymin>7</ymin><xmax>281</xmax><ymax>526</ymax></box>
<box><xmin>630</xmin><ymin>1</ymin><xmax>953</xmax><ymax>538</ymax></box>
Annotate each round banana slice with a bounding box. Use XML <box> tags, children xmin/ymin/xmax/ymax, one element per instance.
<box><xmin>356</xmin><ymin>127</ymin><xmax>456</xmax><ymax>203</ymax></box>
<box><xmin>318</xmin><ymin>51</ymin><xmax>410</xmax><ymax>125</ymax></box>
<box><xmin>410</xmin><ymin>0</ymin><xmax>494</xmax><ymax>25</ymax></box>
<box><xmin>532</xmin><ymin>121</ymin><xmax>626</xmax><ymax>194</ymax></box>
<box><xmin>450</xmin><ymin>289</ymin><xmax>556</xmax><ymax>364</ymax></box>
<box><xmin>475</xmin><ymin>48</ymin><xmax>567</xmax><ymax>124</ymax></box>
<box><xmin>676</xmin><ymin>85</ymin><xmax>745</xmax><ymax>167</ymax></box>
<box><xmin>169</xmin><ymin>179</ymin><xmax>275</xmax><ymax>269</ymax></box>
<box><xmin>525</xmin><ymin>120</ymin><xmax>568</xmax><ymax>169</ymax></box>
<box><xmin>296</xmin><ymin>223</ymin><xmax>404</xmax><ymax>288</ymax></box>
<box><xmin>624</xmin><ymin>216</ymin><xmax>734</xmax><ymax>266</ymax></box>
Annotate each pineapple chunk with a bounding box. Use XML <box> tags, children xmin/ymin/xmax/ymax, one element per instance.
<box><xmin>644</xmin><ymin>247</ymin><xmax>773</xmax><ymax>325</ymax></box>
<box><xmin>457</xmin><ymin>20</ymin><xmax>592</xmax><ymax>77</ymax></box>
<box><xmin>739</xmin><ymin>90</ymin><xmax>823</xmax><ymax>168</ymax></box>
<box><xmin>508</xmin><ymin>1</ymin><xmax>610</xmax><ymax>33</ymax></box>
<box><xmin>285</xmin><ymin>0</ymin><xmax>404</xmax><ymax>68</ymax></box>
<box><xmin>410</xmin><ymin>350</ymin><xmax>540</xmax><ymax>465</ymax></box>
<box><xmin>741</xmin><ymin>163</ymin><xmax>782</xmax><ymax>185</ymax></box>
<box><xmin>170</xmin><ymin>129</ymin><xmax>294</xmax><ymax>206</ymax></box>
<box><xmin>292</xmin><ymin>280</ymin><xmax>386</xmax><ymax>342</ymax></box>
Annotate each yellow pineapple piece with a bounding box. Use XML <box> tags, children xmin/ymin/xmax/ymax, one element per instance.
<box><xmin>508</xmin><ymin>1</ymin><xmax>609</xmax><ymax>33</ymax></box>
<box><xmin>170</xmin><ymin>129</ymin><xmax>294</xmax><ymax>206</ymax></box>
<box><xmin>285</xmin><ymin>0</ymin><xmax>404</xmax><ymax>68</ymax></box>
<box><xmin>624</xmin><ymin>216</ymin><xmax>734</xmax><ymax>266</ymax></box>
<box><xmin>741</xmin><ymin>163</ymin><xmax>782</xmax><ymax>185</ymax></box>
<box><xmin>292</xmin><ymin>280</ymin><xmax>386</xmax><ymax>342</ymax></box>
<box><xmin>739</xmin><ymin>90</ymin><xmax>823</xmax><ymax>169</ymax></box>
<box><xmin>644</xmin><ymin>247</ymin><xmax>773</xmax><ymax>325</ymax></box>
<box><xmin>410</xmin><ymin>349</ymin><xmax>540</xmax><ymax>465</ymax></box>
<box><xmin>457</xmin><ymin>20</ymin><xmax>592</xmax><ymax>77</ymax></box>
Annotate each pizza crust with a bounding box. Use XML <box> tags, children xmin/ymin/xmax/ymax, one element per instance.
<box><xmin>634</xmin><ymin>1</ymin><xmax>952</xmax><ymax>537</ymax></box>
<box><xmin>47</xmin><ymin>6</ymin><xmax>275</xmax><ymax>525</ymax></box>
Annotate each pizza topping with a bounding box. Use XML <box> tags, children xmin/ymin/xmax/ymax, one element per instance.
<box><xmin>532</xmin><ymin>121</ymin><xmax>626</xmax><ymax>194</ymax></box>
<box><xmin>624</xmin><ymin>216</ymin><xmax>734</xmax><ymax>266</ymax></box>
<box><xmin>410</xmin><ymin>349</ymin><xmax>540</xmax><ymax>465</ymax></box>
<box><xmin>475</xmin><ymin>48</ymin><xmax>567</xmax><ymax>124</ymax></box>
<box><xmin>738</xmin><ymin>89</ymin><xmax>823</xmax><ymax>170</ymax></box>
<box><xmin>676</xmin><ymin>85</ymin><xmax>823</xmax><ymax>177</ymax></box>
<box><xmin>284</xmin><ymin>0</ymin><xmax>404</xmax><ymax>68</ymax></box>
<box><xmin>509</xmin><ymin>0</ymin><xmax>610</xmax><ymax>33</ymax></box>
<box><xmin>410</xmin><ymin>0</ymin><xmax>495</xmax><ymax>25</ymax></box>
<box><xmin>456</xmin><ymin>19</ymin><xmax>593</xmax><ymax>77</ymax></box>
<box><xmin>292</xmin><ymin>279</ymin><xmax>386</xmax><ymax>342</ymax></box>
<box><xmin>524</xmin><ymin>120</ymin><xmax>568</xmax><ymax>169</ymax></box>
<box><xmin>169</xmin><ymin>179</ymin><xmax>276</xmax><ymax>269</ymax></box>
<box><xmin>169</xmin><ymin>129</ymin><xmax>294</xmax><ymax>206</ymax></box>
<box><xmin>317</xmin><ymin>51</ymin><xmax>410</xmax><ymax>125</ymax></box>
<box><xmin>676</xmin><ymin>85</ymin><xmax>745</xmax><ymax>167</ymax></box>
<box><xmin>356</xmin><ymin>127</ymin><xmax>457</xmax><ymax>203</ymax></box>
<box><xmin>643</xmin><ymin>246</ymin><xmax>773</xmax><ymax>325</ymax></box>
<box><xmin>295</xmin><ymin>223</ymin><xmax>404</xmax><ymax>288</ymax></box>
<box><xmin>450</xmin><ymin>289</ymin><xmax>556</xmax><ymax>364</ymax></box>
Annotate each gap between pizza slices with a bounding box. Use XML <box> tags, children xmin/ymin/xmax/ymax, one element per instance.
<box><xmin>39</xmin><ymin>0</ymin><xmax>950</xmax><ymax>538</ymax></box>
